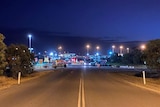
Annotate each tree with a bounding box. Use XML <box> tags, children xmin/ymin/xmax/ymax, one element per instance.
<box><xmin>109</xmin><ymin>53</ymin><xmax>122</xmax><ymax>63</ymax></box>
<box><xmin>5</xmin><ymin>44</ymin><xmax>34</xmax><ymax>78</ymax></box>
<box><xmin>0</xmin><ymin>33</ymin><xmax>7</xmax><ymax>75</ymax></box>
<box><xmin>144</xmin><ymin>39</ymin><xmax>160</xmax><ymax>70</ymax></box>
<box><xmin>121</xmin><ymin>48</ymin><xmax>144</xmax><ymax>65</ymax></box>
<box><xmin>132</xmin><ymin>49</ymin><xmax>144</xmax><ymax>65</ymax></box>
<box><xmin>122</xmin><ymin>53</ymin><xmax>133</xmax><ymax>64</ymax></box>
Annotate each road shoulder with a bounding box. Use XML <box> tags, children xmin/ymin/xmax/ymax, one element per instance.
<box><xmin>110</xmin><ymin>72</ymin><xmax>160</xmax><ymax>95</ymax></box>
<box><xmin>0</xmin><ymin>70</ymin><xmax>52</xmax><ymax>90</ymax></box>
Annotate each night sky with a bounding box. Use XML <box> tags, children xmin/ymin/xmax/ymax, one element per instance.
<box><xmin>0</xmin><ymin>0</ymin><xmax>160</xmax><ymax>54</ymax></box>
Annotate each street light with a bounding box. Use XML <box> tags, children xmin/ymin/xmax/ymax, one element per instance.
<box><xmin>96</xmin><ymin>46</ymin><xmax>100</xmax><ymax>50</ymax></box>
<box><xmin>28</xmin><ymin>34</ymin><xmax>32</xmax><ymax>53</ymax></box>
<box><xmin>141</xmin><ymin>44</ymin><xmax>146</xmax><ymax>50</ymax></box>
<box><xmin>119</xmin><ymin>45</ymin><xmax>123</xmax><ymax>55</ymax></box>
<box><xmin>112</xmin><ymin>45</ymin><xmax>115</xmax><ymax>53</ymax></box>
<box><xmin>58</xmin><ymin>46</ymin><xmax>62</xmax><ymax>54</ymax></box>
<box><xmin>96</xmin><ymin>46</ymin><xmax>100</xmax><ymax>55</ymax></box>
<box><xmin>126</xmin><ymin>48</ymin><xmax>129</xmax><ymax>53</ymax></box>
<box><xmin>86</xmin><ymin>44</ymin><xmax>90</xmax><ymax>55</ymax></box>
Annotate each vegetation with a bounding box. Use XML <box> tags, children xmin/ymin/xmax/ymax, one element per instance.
<box><xmin>108</xmin><ymin>53</ymin><xmax>122</xmax><ymax>64</ymax></box>
<box><xmin>108</xmin><ymin>39</ymin><xmax>160</xmax><ymax>71</ymax></box>
<box><xmin>144</xmin><ymin>39</ymin><xmax>160</xmax><ymax>71</ymax></box>
<box><xmin>5</xmin><ymin>44</ymin><xmax>34</xmax><ymax>78</ymax></box>
<box><xmin>0</xmin><ymin>34</ymin><xmax>34</xmax><ymax>79</ymax></box>
<box><xmin>122</xmin><ymin>49</ymin><xmax>144</xmax><ymax>65</ymax></box>
<box><xmin>108</xmin><ymin>49</ymin><xmax>144</xmax><ymax>66</ymax></box>
<box><xmin>0</xmin><ymin>34</ymin><xmax>8</xmax><ymax>75</ymax></box>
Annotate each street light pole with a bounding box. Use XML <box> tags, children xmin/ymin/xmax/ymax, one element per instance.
<box><xmin>96</xmin><ymin>46</ymin><xmax>100</xmax><ymax>55</ymax></box>
<box><xmin>28</xmin><ymin>34</ymin><xmax>32</xmax><ymax>53</ymax></box>
<box><xmin>119</xmin><ymin>45</ymin><xmax>123</xmax><ymax>55</ymax></box>
<box><xmin>112</xmin><ymin>45</ymin><xmax>115</xmax><ymax>53</ymax></box>
<box><xmin>141</xmin><ymin>44</ymin><xmax>146</xmax><ymax>51</ymax></box>
<box><xmin>58</xmin><ymin>46</ymin><xmax>62</xmax><ymax>54</ymax></box>
<box><xmin>86</xmin><ymin>45</ymin><xmax>90</xmax><ymax>56</ymax></box>
<box><xmin>126</xmin><ymin>48</ymin><xmax>129</xmax><ymax>53</ymax></box>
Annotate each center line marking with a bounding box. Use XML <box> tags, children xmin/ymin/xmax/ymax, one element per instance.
<box><xmin>78</xmin><ymin>73</ymin><xmax>85</xmax><ymax>107</ymax></box>
<box><xmin>82</xmin><ymin>77</ymin><xmax>85</xmax><ymax>107</ymax></box>
<box><xmin>78</xmin><ymin>78</ymin><xmax>82</xmax><ymax>107</ymax></box>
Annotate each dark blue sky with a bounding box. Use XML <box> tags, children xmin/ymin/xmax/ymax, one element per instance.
<box><xmin>0</xmin><ymin>0</ymin><xmax>159</xmax><ymax>54</ymax></box>
<box><xmin>1</xmin><ymin>0</ymin><xmax>160</xmax><ymax>42</ymax></box>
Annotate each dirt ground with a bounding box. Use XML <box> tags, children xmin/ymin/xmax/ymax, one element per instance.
<box><xmin>0</xmin><ymin>71</ymin><xmax>51</xmax><ymax>90</ymax></box>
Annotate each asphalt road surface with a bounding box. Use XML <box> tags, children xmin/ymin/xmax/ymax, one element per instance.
<box><xmin>0</xmin><ymin>66</ymin><xmax>160</xmax><ymax>107</ymax></box>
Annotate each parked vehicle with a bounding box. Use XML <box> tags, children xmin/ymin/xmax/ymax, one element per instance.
<box><xmin>52</xmin><ymin>59</ymin><xmax>67</xmax><ymax>69</ymax></box>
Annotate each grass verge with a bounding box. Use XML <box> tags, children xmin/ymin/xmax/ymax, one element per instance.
<box><xmin>113</xmin><ymin>72</ymin><xmax>160</xmax><ymax>94</ymax></box>
<box><xmin>0</xmin><ymin>71</ymin><xmax>51</xmax><ymax>90</ymax></box>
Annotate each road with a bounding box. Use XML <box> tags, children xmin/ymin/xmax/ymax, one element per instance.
<box><xmin>0</xmin><ymin>66</ymin><xmax>160</xmax><ymax>107</ymax></box>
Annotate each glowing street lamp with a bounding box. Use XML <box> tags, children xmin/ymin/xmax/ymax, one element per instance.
<box><xmin>50</xmin><ymin>52</ymin><xmax>53</xmax><ymax>56</ymax></box>
<box><xmin>86</xmin><ymin>44</ymin><xmax>90</xmax><ymax>55</ymax></box>
<box><xmin>96</xmin><ymin>46</ymin><xmax>100</xmax><ymax>52</ymax></box>
<box><xmin>112</xmin><ymin>45</ymin><xmax>115</xmax><ymax>53</ymax></box>
<box><xmin>140</xmin><ymin>44</ymin><xmax>146</xmax><ymax>65</ymax></box>
<box><xmin>58</xmin><ymin>46</ymin><xmax>62</xmax><ymax>54</ymax></box>
<box><xmin>96</xmin><ymin>46</ymin><xmax>100</xmax><ymax>56</ymax></box>
<box><xmin>119</xmin><ymin>45</ymin><xmax>123</xmax><ymax>55</ymax></box>
<box><xmin>141</xmin><ymin>45</ymin><xmax>146</xmax><ymax>50</ymax></box>
<box><xmin>28</xmin><ymin>34</ymin><xmax>32</xmax><ymax>53</ymax></box>
<box><xmin>127</xmin><ymin>48</ymin><xmax>129</xmax><ymax>53</ymax></box>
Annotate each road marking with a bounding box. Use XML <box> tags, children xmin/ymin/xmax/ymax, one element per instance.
<box><xmin>78</xmin><ymin>79</ymin><xmax>82</xmax><ymax>107</ymax></box>
<box><xmin>82</xmin><ymin>77</ymin><xmax>85</xmax><ymax>107</ymax></box>
<box><xmin>78</xmin><ymin>76</ymin><xmax>85</xmax><ymax>107</ymax></box>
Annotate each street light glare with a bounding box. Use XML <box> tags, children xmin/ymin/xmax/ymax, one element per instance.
<box><xmin>50</xmin><ymin>52</ymin><xmax>53</xmax><ymax>56</ymax></box>
<box><xmin>120</xmin><ymin>45</ymin><xmax>123</xmax><ymax>49</ymax></box>
<box><xmin>58</xmin><ymin>46</ymin><xmax>62</xmax><ymax>50</ymax></box>
<box><xmin>96</xmin><ymin>46</ymin><xmax>100</xmax><ymax>50</ymax></box>
<box><xmin>141</xmin><ymin>45</ymin><xmax>146</xmax><ymax>50</ymax></box>
<box><xmin>86</xmin><ymin>44</ymin><xmax>90</xmax><ymax>49</ymax></box>
<box><xmin>28</xmin><ymin>34</ymin><xmax>32</xmax><ymax>38</ymax></box>
<box><xmin>112</xmin><ymin>45</ymin><xmax>115</xmax><ymax>48</ymax></box>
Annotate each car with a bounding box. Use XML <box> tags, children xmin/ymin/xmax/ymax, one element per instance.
<box><xmin>52</xmin><ymin>59</ymin><xmax>67</xmax><ymax>69</ymax></box>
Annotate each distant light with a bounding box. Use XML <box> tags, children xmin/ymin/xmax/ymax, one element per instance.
<box><xmin>120</xmin><ymin>45</ymin><xmax>123</xmax><ymax>49</ymax></box>
<box><xmin>96</xmin><ymin>52</ymin><xmax>99</xmax><ymax>56</ymax></box>
<box><xmin>38</xmin><ymin>52</ymin><xmax>41</xmax><ymax>55</ymax></box>
<box><xmin>86</xmin><ymin>44</ymin><xmax>90</xmax><ymax>49</ymax></box>
<box><xmin>28</xmin><ymin>34</ymin><xmax>32</xmax><ymax>38</ymax></box>
<box><xmin>109</xmin><ymin>51</ymin><xmax>112</xmax><ymax>55</ymax></box>
<box><xmin>58</xmin><ymin>54</ymin><xmax>63</xmax><ymax>56</ymax></box>
<box><xmin>112</xmin><ymin>45</ymin><xmax>115</xmax><ymax>48</ymax></box>
<box><xmin>96</xmin><ymin>46</ymin><xmax>100</xmax><ymax>50</ymax></box>
<box><xmin>55</xmin><ymin>53</ymin><xmax>58</xmax><ymax>56</ymax></box>
<box><xmin>58</xmin><ymin>46</ymin><xmax>62</xmax><ymax>50</ymax></box>
<box><xmin>50</xmin><ymin>52</ymin><xmax>53</xmax><ymax>56</ymax></box>
<box><xmin>141</xmin><ymin>44</ymin><xmax>146</xmax><ymax>50</ymax></box>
